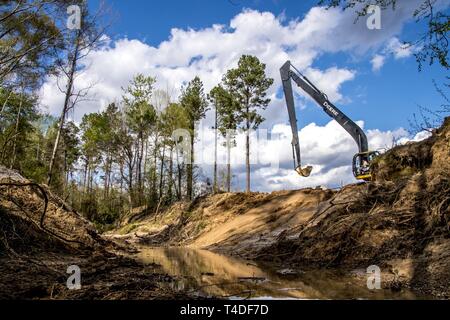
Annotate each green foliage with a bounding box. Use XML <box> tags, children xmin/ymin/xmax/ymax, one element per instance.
<box><xmin>61</xmin><ymin>121</ymin><xmax>81</xmax><ymax>173</ymax></box>
<box><xmin>161</xmin><ymin>102</ymin><xmax>190</xmax><ymax>142</ymax></box>
<box><xmin>180</xmin><ymin>76</ymin><xmax>209</xmax><ymax>132</ymax></box>
<box><xmin>81</xmin><ymin>110</ymin><xmax>111</xmax><ymax>159</ymax></box>
<box><xmin>208</xmin><ymin>85</ymin><xmax>241</xmax><ymax>140</ymax></box>
<box><xmin>123</xmin><ymin>74</ymin><xmax>157</xmax><ymax>136</ymax></box>
<box><xmin>0</xmin><ymin>1</ymin><xmax>135</xmax><ymax>231</ymax></box>
<box><xmin>121</xmin><ymin>74</ymin><xmax>158</xmax><ymax>205</ymax></box>
<box><xmin>221</xmin><ymin>55</ymin><xmax>274</xmax><ymax>192</ymax></box>
<box><xmin>222</xmin><ymin>55</ymin><xmax>274</xmax><ymax>130</ymax></box>
<box><xmin>43</xmin><ymin>119</ymin><xmax>80</xmax><ymax>190</ymax></box>
<box><xmin>0</xmin><ymin>88</ymin><xmax>48</xmax><ymax>181</ymax></box>
<box><xmin>0</xmin><ymin>0</ymin><xmax>66</xmax><ymax>89</ymax></box>
<box><xmin>179</xmin><ymin>76</ymin><xmax>208</xmax><ymax>199</ymax></box>
<box><xmin>1</xmin><ymin>52</ymin><xmax>275</xmax><ymax>227</ymax></box>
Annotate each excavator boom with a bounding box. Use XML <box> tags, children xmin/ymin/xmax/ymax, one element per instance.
<box><xmin>280</xmin><ymin>61</ymin><xmax>374</xmax><ymax>180</ymax></box>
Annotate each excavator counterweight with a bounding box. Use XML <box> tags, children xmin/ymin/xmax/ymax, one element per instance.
<box><xmin>280</xmin><ymin>61</ymin><xmax>378</xmax><ymax>181</ymax></box>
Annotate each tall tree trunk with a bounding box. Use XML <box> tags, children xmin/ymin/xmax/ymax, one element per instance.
<box><xmin>0</xmin><ymin>90</ymin><xmax>13</xmax><ymax>117</ymax></box>
<box><xmin>245</xmin><ymin>105</ymin><xmax>250</xmax><ymax>193</ymax></box>
<box><xmin>226</xmin><ymin>133</ymin><xmax>231</xmax><ymax>193</ymax></box>
<box><xmin>87</xmin><ymin>164</ymin><xmax>91</xmax><ymax>192</ymax></box>
<box><xmin>83</xmin><ymin>157</ymin><xmax>89</xmax><ymax>193</ymax></box>
<box><xmin>159</xmin><ymin>146</ymin><xmax>166</xmax><ymax>200</ymax></box>
<box><xmin>119</xmin><ymin>158</ymin><xmax>124</xmax><ymax>206</ymax></box>
<box><xmin>152</xmin><ymin>134</ymin><xmax>159</xmax><ymax>203</ymax></box>
<box><xmin>137</xmin><ymin>134</ymin><xmax>144</xmax><ymax>205</ymax></box>
<box><xmin>9</xmin><ymin>90</ymin><xmax>23</xmax><ymax>169</ymax></box>
<box><xmin>176</xmin><ymin>146</ymin><xmax>183</xmax><ymax>201</ymax></box>
<box><xmin>124</xmin><ymin>145</ymin><xmax>135</xmax><ymax>208</ymax></box>
<box><xmin>213</xmin><ymin>107</ymin><xmax>218</xmax><ymax>193</ymax></box>
<box><xmin>63</xmin><ymin>149</ymin><xmax>67</xmax><ymax>195</ymax></box>
<box><xmin>128</xmin><ymin>161</ymin><xmax>133</xmax><ymax>207</ymax></box>
<box><xmin>47</xmin><ymin>31</ymin><xmax>81</xmax><ymax>186</ymax></box>
<box><xmin>104</xmin><ymin>152</ymin><xmax>110</xmax><ymax>198</ymax></box>
<box><xmin>107</xmin><ymin>159</ymin><xmax>112</xmax><ymax>197</ymax></box>
<box><xmin>143</xmin><ymin>138</ymin><xmax>148</xmax><ymax>177</ymax></box>
<box><xmin>89</xmin><ymin>167</ymin><xmax>94</xmax><ymax>193</ymax></box>
<box><xmin>178</xmin><ymin>162</ymin><xmax>182</xmax><ymax>201</ymax></box>
<box><xmin>174</xmin><ymin>145</ymin><xmax>182</xmax><ymax>200</ymax></box>
<box><xmin>186</xmin><ymin>126</ymin><xmax>194</xmax><ymax>200</ymax></box>
<box><xmin>168</xmin><ymin>146</ymin><xmax>173</xmax><ymax>201</ymax></box>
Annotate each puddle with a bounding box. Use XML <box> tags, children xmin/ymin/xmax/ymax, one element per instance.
<box><xmin>135</xmin><ymin>246</ymin><xmax>427</xmax><ymax>300</ymax></box>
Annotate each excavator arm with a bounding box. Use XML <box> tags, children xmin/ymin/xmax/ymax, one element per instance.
<box><xmin>280</xmin><ymin>62</ymin><xmax>313</xmax><ymax>177</ymax></box>
<box><xmin>280</xmin><ymin>61</ymin><xmax>375</xmax><ymax>180</ymax></box>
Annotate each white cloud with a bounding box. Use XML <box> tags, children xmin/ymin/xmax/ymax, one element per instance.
<box><xmin>40</xmin><ymin>1</ymin><xmax>423</xmax><ymax>122</ymax></box>
<box><xmin>38</xmin><ymin>1</ymin><xmax>433</xmax><ymax>190</ymax></box>
<box><xmin>194</xmin><ymin>120</ymin><xmax>429</xmax><ymax>192</ymax></box>
<box><xmin>398</xmin><ymin>130</ymin><xmax>432</xmax><ymax>144</ymax></box>
<box><xmin>385</xmin><ymin>37</ymin><xmax>415</xmax><ymax>59</ymax></box>
<box><xmin>371</xmin><ymin>54</ymin><xmax>386</xmax><ymax>71</ymax></box>
<box><xmin>369</xmin><ymin>37</ymin><xmax>416</xmax><ymax>72</ymax></box>
<box><xmin>304</xmin><ymin>67</ymin><xmax>355</xmax><ymax>102</ymax></box>
<box><xmin>367</xmin><ymin>127</ymin><xmax>410</xmax><ymax>150</ymax></box>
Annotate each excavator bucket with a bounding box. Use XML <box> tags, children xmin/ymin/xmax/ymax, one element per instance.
<box><xmin>296</xmin><ymin>166</ymin><xmax>313</xmax><ymax>177</ymax></box>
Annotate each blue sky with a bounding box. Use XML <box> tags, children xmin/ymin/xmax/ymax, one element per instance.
<box><xmin>88</xmin><ymin>0</ymin><xmax>448</xmax><ymax>132</ymax></box>
<box><xmin>94</xmin><ymin>0</ymin><xmax>313</xmax><ymax>44</ymax></box>
<box><xmin>41</xmin><ymin>0</ymin><xmax>449</xmax><ymax>191</ymax></box>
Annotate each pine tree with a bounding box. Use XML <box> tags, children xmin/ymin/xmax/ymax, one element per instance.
<box><xmin>123</xmin><ymin>74</ymin><xmax>157</xmax><ymax>206</ymax></box>
<box><xmin>209</xmin><ymin>85</ymin><xmax>240</xmax><ymax>192</ymax></box>
<box><xmin>179</xmin><ymin>76</ymin><xmax>208</xmax><ymax>200</ymax></box>
<box><xmin>223</xmin><ymin>55</ymin><xmax>273</xmax><ymax>193</ymax></box>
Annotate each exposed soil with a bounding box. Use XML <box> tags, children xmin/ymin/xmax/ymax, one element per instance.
<box><xmin>112</xmin><ymin>118</ymin><xmax>450</xmax><ymax>298</ymax></box>
<box><xmin>1</xmin><ymin>118</ymin><xmax>448</xmax><ymax>299</ymax></box>
<box><xmin>0</xmin><ymin>168</ymin><xmax>192</xmax><ymax>300</ymax></box>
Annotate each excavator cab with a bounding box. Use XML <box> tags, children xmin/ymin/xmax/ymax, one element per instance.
<box><xmin>352</xmin><ymin>151</ymin><xmax>379</xmax><ymax>181</ymax></box>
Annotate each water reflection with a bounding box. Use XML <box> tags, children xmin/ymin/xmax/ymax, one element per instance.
<box><xmin>136</xmin><ymin>247</ymin><xmax>423</xmax><ymax>300</ymax></box>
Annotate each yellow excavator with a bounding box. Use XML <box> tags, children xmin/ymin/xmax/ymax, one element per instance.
<box><xmin>280</xmin><ymin>61</ymin><xmax>379</xmax><ymax>181</ymax></box>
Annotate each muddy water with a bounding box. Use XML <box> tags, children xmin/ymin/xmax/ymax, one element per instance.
<box><xmin>135</xmin><ymin>247</ymin><xmax>427</xmax><ymax>300</ymax></box>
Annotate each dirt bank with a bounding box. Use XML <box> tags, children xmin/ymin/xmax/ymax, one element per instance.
<box><xmin>110</xmin><ymin>188</ymin><xmax>334</xmax><ymax>253</ymax></box>
<box><xmin>260</xmin><ymin>118</ymin><xmax>450</xmax><ymax>297</ymax></box>
<box><xmin>0</xmin><ymin>167</ymin><xmax>192</xmax><ymax>300</ymax></box>
<box><xmin>2</xmin><ymin>118</ymin><xmax>447</xmax><ymax>299</ymax></box>
<box><xmin>114</xmin><ymin>118</ymin><xmax>450</xmax><ymax>298</ymax></box>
